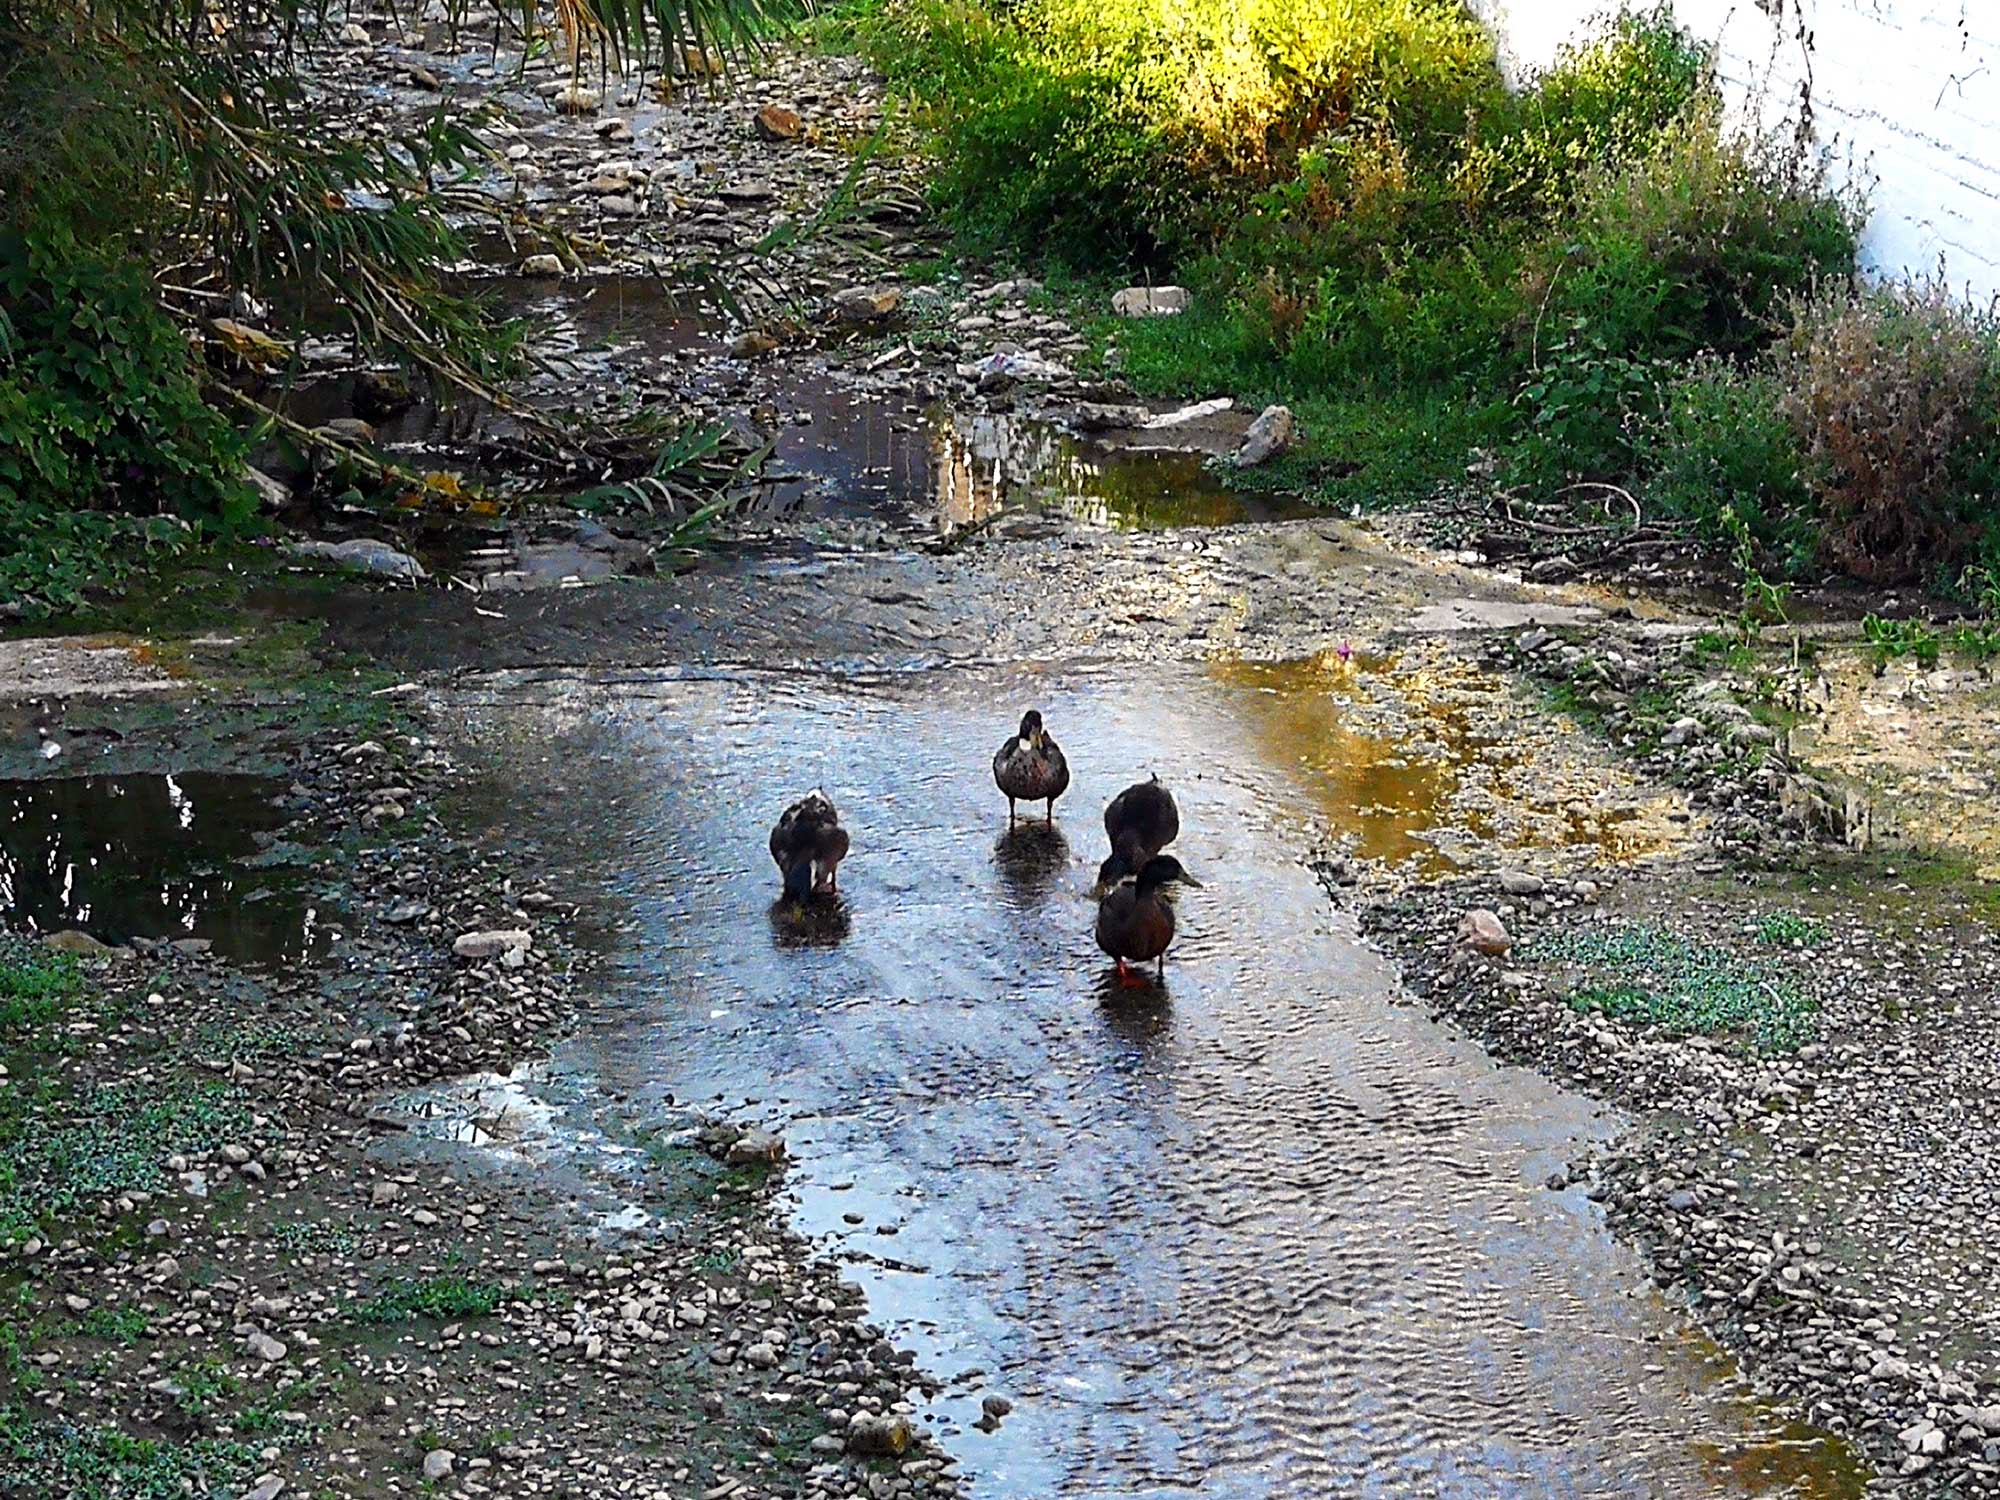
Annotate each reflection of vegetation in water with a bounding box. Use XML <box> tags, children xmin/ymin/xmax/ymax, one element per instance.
<box><xmin>1211</xmin><ymin>651</ymin><xmax>1674</xmax><ymax>871</ymax></box>
<box><xmin>1526</xmin><ymin>921</ymin><xmax>1817</xmax><ymax>1053</ymax></box>
<box><xmin>930</xmin><ymin>415</ymin><xmax>1302</xmax><ymax>531</ymax></box>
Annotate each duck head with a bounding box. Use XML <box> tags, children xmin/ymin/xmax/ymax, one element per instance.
<box><xmin>1018</xmin><ymin>709</ymin><xmax>1046</xmax><ymax>751</ymax></box>
<box><xmin>1137</xmin><ymin>854</ymin><xmax>1201</xmax><ymax>893</ymax></box>
<box><xmin>782</xmin><ymin>856</ymin><xmax>817</xmax><ymax>903</ymax></box>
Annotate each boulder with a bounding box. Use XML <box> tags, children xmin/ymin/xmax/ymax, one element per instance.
<box><xmin>753</xmin><ymin>104</ymin><xmax>803</xmax><ymax>142</ymax></box>
<box><xmin>1111</xmin><ymin>285</ymin><xmax>1190</xmax><ymax>317</ymax></box>
<box><xmin>825</xmin><ymin>286</ymin><xmax>901</xmax><ymax>324</ymax></box>
<box><xmin>846</xmin><ymin>1413</ymin><xmax>913</xmax><ymax>1458</ymax></box>
<box><xmin>453</xmin><ymin>929</ymin><xmax>532</xmax><ymax>961</ymax></box>
<box><xmin>1233</xmin><ymin>404</ymin><xmax>1296</xmax><ymax>467</ymax></box>
<box><xmin>1455</xmin><ymin>909</ymin><xmax>1512</xmax><ymax>956</ymax></box>
<box><xmin>286</xmin><ymin>539</ymin><xmax>427</xmax><ymax>582</ymax></box>
<box><xmin>519</xmin><ymin>253</ymin><xmax>564</xmax><ymax>278</ymax></box>
<box><xmin>1072</xmin><ymin>402</ymin><xmax>1150</xmax><ymax>433</ymax></box>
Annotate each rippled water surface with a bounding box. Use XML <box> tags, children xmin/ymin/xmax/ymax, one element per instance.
<box><xmin>459</xmin><ymin>660</ymin><xmax>1857</xmax><ymax>1500</ymax></box>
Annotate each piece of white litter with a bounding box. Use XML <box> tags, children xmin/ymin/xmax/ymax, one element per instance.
<box><xmin>38</xmin><ymin>740</ymin><xmax>62</xmax><ymax>760</ymax></box>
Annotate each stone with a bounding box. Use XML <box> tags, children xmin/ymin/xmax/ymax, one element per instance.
<box><xmin>743</xmin><ymin>1343</ymin><xmax>780</xmax><ymax>1368</ymax></box>
<box><xmin>727</xmin><ymin>1128</ymin><xmax>785</xmax><ymax>1166</ymax></box>
<box><xmin>554</xmin><ymin>83</ymin><xmax>600</xmax><ymax>115</ymax></box>
<box><xmin>244</xmin><ymin>1477</ymin><xmax>285</xmax><ymax>1500</ymax></box>
<box><xmin>423</xmin><ymin>1449</ymin><xmax>455</xmax><ymax>1481</ymax></box>
<box><xmin>1662</xmin><ymin>716</ymin><xmax>1703</xmax><ymax>747</ymax></box>
<box><xmin>1072</xmin><ymin>402</ymin><xmax>1150</xmax><ymax>433</ymax></box>
<box><xmin>981</xmin><ymin>1394</ymin><xmax>1014</xmax><ymax>1420</ymax></box>
<box><xmin>246</xmin><ymin>1330</ymin><xmax>287</xmax><ymax>1363</ymax></box>
<box><xmin>595</xmin><ymin>118</ymin><xmax>635</xmax><ymax>142</ymax></box>
<box><xmin>244</xmin><ymin>465</ymin><xmax>291</xmax><ymax>512</ymax></box>
<box><xmin>730</xmin><ymin>330</ymin><xmax>781</xmax><ymax>360</ymax></box>
<box><xmin>370</xmin><ymin>1180</ymin><xmax>403</xmax><ymax>1207</ymax></box>
<box><xmin>42</xmin><ymin>930</ymin><xmax>114</xmax><ymax>957</ymax></box>
<box><xmin>1233</xmin><ymin>404</ymin><xmax>1296</xmax><ymax>467</ymax></box>
<box><xmin>453</xmin><ymin>928</ymin><xmax>531</xmax><ymax>961</ymax></box>
<box><xmin>846</xmin><ymin>1413</ymin><xmax>913</xmax><ymax>1458</ymax></box>
<box><xmin>959</xmin><ymin>350</ymin><xmax>1070</xmax><ymax>392</ymax></box>
<box><xmin>286</xmin><ymin>539</ymin><xmax>427</xmax><ymax>582</ymax></box>
<box><xmin>753</xmin><ymin>104</ymin><xmax>803</xmax><ymax>142</ymax></box>
<box><xmin>1111</xmin><ymin>285</ymin><xmax>1189</xmax><ymax>317</ymax></box>
<box><xmin>1497</xmin><ymin>870</ymin><xmax>1545</xmax><ymax>897</ymax></box>
<box><xmin>826</xmin><ymin>286</ymin><xmax>901</xmax><ymax>324</ymax></box>
<box><xmin>406</xmin><ymin>65</ymin><xmax>442</xmax><ymax>91</ymax></box>
<box><xmin>338</xmin><ymin>22</ymin><xmax>370</xmax><ymax>45</ymax></box>
<box><xmin>1455</xmin><ymin>909</ymin><xmax>1512</xmax><ymax>957</ymax></box>
<box><xmin>596</xmin><ymin>195</ymin><xmax>642</xmax><ymax>218</ymax></box>
<box><xmin>383</xmin><ymin>899</ymin><xmax>431</xmax><ymax>924</ymax></box>
<box><xmin>519</xmin><ymin>254</ymin><xmax>564</xmax><ymax>278</ymax></box>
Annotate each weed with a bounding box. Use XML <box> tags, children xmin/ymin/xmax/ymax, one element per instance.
<box><xmin>270</xmin><ymin>1219</ymin><xmax>359</xmax><ymax>1257</ymax></box>
<box><xmin>0</xmin><ymin>941</ymin><xmax>81</xmax><ymax>1040</ymax></box>
<box><xmin>0</xmin><ymin>1406</ymin><xmax>256</xmax><ymax>1500</ymax></box>
<box><xmin>166</xmin><ymin>1357</ymin><xmax>241</xmax><ymax>1417</ymax></box>
<box><xmin>1753</xmin><ymin>911</ymin><xmax>1826</xmax><ymax>947</ymax></box>
<box><xmin>79</xmin><ymin>1305</ymin><xmax>149</xmax><ymax>1345</ymax></box>
<box><xmin>1526</xmin><ymin>921</ymin><xmax>1817</xmax><ymax>1051</ymax></box>
<box><xmin>348</xmin><ymin>1275</ymin><xmax>511</xmax><ymax>1325</ymax></box>
<box><xmin>1862</xmin><ymin>614</ymin><xmax>1942</xmax><ymax>668</ymax></box>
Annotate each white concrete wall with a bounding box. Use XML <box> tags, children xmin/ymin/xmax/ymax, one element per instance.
<box><xmin>1466</xmin><ymin>0</ymin><xmax>2000</xmax><ymax>302</ymax></box>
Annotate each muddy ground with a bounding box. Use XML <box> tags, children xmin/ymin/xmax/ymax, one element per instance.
<box><xmin>6</xmin><ymin>20</ymin><xmax>2000</xmax><ymax>1500</ymax></box>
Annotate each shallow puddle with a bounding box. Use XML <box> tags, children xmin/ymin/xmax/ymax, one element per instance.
<box><xmin>0</xmin><ymin>772</ymin><xmax>329</xmax><ymax>968</ymax></box>
<box><xmin>443</xmin><ymin>659</ymin><xmax>1848</xmax><ymax>1498</ymax></box>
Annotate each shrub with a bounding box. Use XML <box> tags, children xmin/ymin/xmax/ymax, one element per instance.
<box><xmin>0</xmin><ymin>227</ymin><xmax>251</xmax><ymax>616</ymax></box>
<box><xmin>1639</xmin><ymin>357</ymin><xmax>1813</xmax><ymax>554</ymax></box>
<box><xmin>1775</xmin><ymin>282</ymin><xmax>2000</xmax><ymax>581</ymax></box>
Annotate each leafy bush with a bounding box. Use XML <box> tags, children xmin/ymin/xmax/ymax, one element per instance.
<box><xmin>1638</xmin><ymin>357</ymin><xmax>1812</xmax><ymax>550</ymax></box>
<box><xmin>0</xmin><ymin>228</ymin><xmax>250</xmax><ymax>616</ymax></box>
<box><xmin>1775</xmin><ymin>282</ymin><xmax>2000</xmax><ymax>582</ymax></box>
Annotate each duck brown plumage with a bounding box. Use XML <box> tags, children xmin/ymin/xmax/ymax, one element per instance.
<box><xmin>1095</xmin><ymin>854</ymin><xmax>1201</xmax><ymax>983</ymax></box>
<box><xmin>1097</xmin><ymin>774</ymin><xmax>1179</xmax><ymax>886</ymax></box>
<box><xmin>770</xmin><ymin>792</ymin><xmax>849</xmax><ymax>901</ymax></box>
<box><xmin>992</xmin><ymin>710</ymin><xmax>1070</xmax><ymax>824</ymax></box>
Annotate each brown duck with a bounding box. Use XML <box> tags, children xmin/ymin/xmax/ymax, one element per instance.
<box><xmin>1095</xmin><ymin>854</ymin><xmax>1200</xmax><ymax>984</ymax></box>
<box><xmin>992</xmin><ymin>709</ymin><xmax>1071</xmax><ymax>824</ymax></box>
<box><xmin>1096</xmin><ymin>774</ymin><xmax>1180</xmax><ymax>887</ymax></box>
<box><xmin>769</xmin><ymin>792</ymin><xmax>849</xmax><ymax>902</ymax></box>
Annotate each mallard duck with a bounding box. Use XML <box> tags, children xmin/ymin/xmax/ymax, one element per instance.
<box><xmin>1097</xmin><ymin>774</ymin><xmax>1180</xmax><ymax>887</ymax></box>
<box><xmin>992</xmin><ymin>710</ymin><xmax>1070</xmax><ymax>824</ymax></box>
<box><xmin>770</xmin><ymin>792</ymin><xmax>849</xmax><ymax>901</ymax></box>
<box><xmin>1095</xmin><ymin>854</ymin><xmax>1201</xmax><ymax>983</ymax></box>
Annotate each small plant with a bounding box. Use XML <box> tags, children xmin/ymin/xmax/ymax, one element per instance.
<box><xmin>1526</xmin><ymin>921</ymin><xmax>1817</xmax><ymax>1051</ymax></box>
<box><xmin>349</xmin><ymin>1275</ymin><xmax>511</xmax><ymax>1325</ymax></box>
<box><xmin>1862</xmin><ymin>613</ymin><xmax>1942</xmax><ymax>668</ymax></box>
<box><xmin>1753</xmin><ymin>911</ymin><xmax>1826</xmax><ymax>947</ymax></box>
<box><xmin>0</xmin><ymin>943</ymin><xmax>81</xmax><ymax>1039</ymax></box>
<box><xmin>1723</xmin><ymin>507</ymin><xmax>1791</xmax><ymax>646</ymax></box>
<box><xmin>80</xmin><ymin>1306</ymin><xmax>149</xmax><ymax>1345</ymax></box>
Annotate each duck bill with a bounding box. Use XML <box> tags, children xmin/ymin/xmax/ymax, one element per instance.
<box><xmin>1176</xmin><ymin>873</ymin><xmax>1204</xmax><ymax>888</ymax></box>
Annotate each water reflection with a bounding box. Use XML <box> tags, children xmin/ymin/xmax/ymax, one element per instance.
<box><xmin>0</xmin><ymin>772</ymin><xmax>328</xmax><ymax>967</ymax></box>
<box><xmin>769</xmin><ymin>893</ymin><xmax>852</xmax><ymax>950</ymax></box>
<box><xmin>993</xmin><ymin>822</ymin><xmax>1070</xmax><ymax>909</ymax></box>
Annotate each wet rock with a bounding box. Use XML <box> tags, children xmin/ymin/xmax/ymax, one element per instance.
<box><xmin>753</xmin><ymin>103</ymin><xmax>803</xmax><ymax>141</ymax></box>
<box><xmin>1454</xmin><ymin>909</ymin><xmax>1512</xmax><ymax>956</ymax></box>
<box><xmin>422</xmin><ymin>1449</ymin><xmax>455</xmax><ymax>1481</ymax></box>
<box><xmin>826</xmin><ymin>286</ymin><xmax>901</xmax><ymax>324</ymax></box>
<box><xmin>554</xmin><ymin>83</ymin><xmax>600</xmax><ymax>115</ymax></box>
<box><xmin>727</xmin><ymin>1127</ymin><xmax>786</xmax><ymax>1166</ymax></box>
<box><xmin>452</xmin><ymin>928</ymin><xmax>531</xmax><ymax>960</ymax></box>
<box><xmin>1072</xmin><ymin>402</ymin><xmax>1149</xmax><ymax>433</ymax></box>
<box><xmin>846</xmin><ymin>1413</ymin><xmax>913</xmax><ymax>1457</ymax></box>
<box><xmin>1233</xmin><ymin>404</ymin><xmax>1295</xmax><ymax>467</ymax></box>
<box><xmin>519</xmin><ymin>253</ymin><xmax>565</xmax><ymax>277</ymax></box>
<box><xmin>287</xmin><ymin>538</ymin><xmax>428</xmax><ymax>582</ymax></box>
<box><xmin>1111</xmin><ymin>285</ymin><xmax>1189</xmax><ymax>317</ymax></box>
<box><xmin>960</xmin><ymin>350</ymin><xmax>1070</xmax><ymax>392</ymax></box>
<box><xmin>981</xmin><ymin>1393</ymin><xmax>1014</xmax><ymax>1420</ymax></box>
<box><xmin>730</xmin><ymin>330</ymin><xmax>781</xmax><ymax>360</ymax></box>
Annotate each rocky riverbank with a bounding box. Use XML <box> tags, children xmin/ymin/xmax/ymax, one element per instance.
<box><xmin>0</xmin><ymin>688</ymin><xmax>960</xmax><ymax>1500</ymax></box>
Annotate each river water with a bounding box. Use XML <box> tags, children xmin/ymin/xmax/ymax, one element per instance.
<box><xmin>447</xmin><ymin>656</ymin><xmax>1853</xmax><ymax>1499</ymax></box>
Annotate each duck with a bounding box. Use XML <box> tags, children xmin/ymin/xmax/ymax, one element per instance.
<box><xmin>769</xmin><ymin>792</ymin><xmax>849</xmax><ymax>901</ymax></box>
<box><xmin>992</xmin><ymin>709</ymin><xmax>1071</xmax><ymax>824</ymax></box>
<box><xmin>1095</xmin><ymin>854</ymin><xmax>1201</xmax><ymax>983</ymax></box>
<box><xmin>1097</xmin><ymin>774</ymin><xmax>1180</xmax><ymax>887</ymax></box>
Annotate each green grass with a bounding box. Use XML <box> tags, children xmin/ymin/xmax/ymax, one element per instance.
<box><xmin>79</xmin><ymin>1306</ymin><xmax>149</xmax><ymax>1345</ymax></box>
<box><xmin>1527</xmin><ymin>921</ymin><xmax>1818</xmax><ymax>1051</ymax></box>
<box><xmin>0</xmin><ymin>942</ymin><xmax>82</xmax><ymax>1040</ymax></box>
<box><xmin>348</xmin><ymin>1275</ymin><xmax>512</xmax><ymax>1325</ymax></box>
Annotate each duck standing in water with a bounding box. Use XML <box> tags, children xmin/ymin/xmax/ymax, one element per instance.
<box><xmin>769</xmin><ymin>792</ymin><xmax>849</xmax><ymax>901</ymax></box>
<box><xmin>1096</xmin><ymin>854</ymin><xmax>1201</xmax><ymax>984</ymax></box>
<box><xmin>1097</xmin><ymin>774</ymin><xmax>1180</xmax><ymax>887</ymax></box>
<box><xmin>992</xmin><ymin>710</ymin><xmax>1071</xmax><ymax>824</ymax></box>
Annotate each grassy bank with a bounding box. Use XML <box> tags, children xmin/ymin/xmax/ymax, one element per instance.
<box><xmin>855</xmin><ymin>0</ymin><xmax>2000</xmax><ymax>590</ymax></box>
